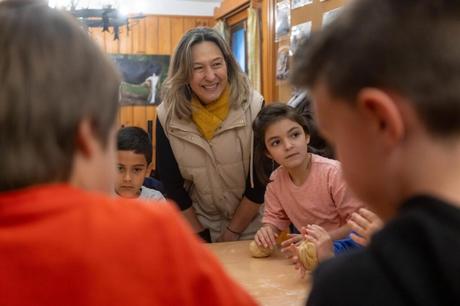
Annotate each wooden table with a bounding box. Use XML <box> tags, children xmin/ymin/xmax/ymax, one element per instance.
<box><xmin>207</xmin><ymin>240</ymin><xmax>311</xmax><ymax>306</ymax></box>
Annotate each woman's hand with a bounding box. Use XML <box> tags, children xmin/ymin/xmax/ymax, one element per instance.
<box><xmin>255</xmin><ymin>225</ymin><xmax>278</xmax><ymax>249</ymax></box>
<box><xmin>216</xmin><ymin>228</ymin><xmax>240</xmax><ymax>242</ymax></box>
<box><xmin>217</xmin><ymin>197</ymin><xmax>260</xmax><ymax>243</ymax></box>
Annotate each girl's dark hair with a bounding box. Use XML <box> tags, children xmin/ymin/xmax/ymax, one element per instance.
<box><xmin>252</xmin><ymin>103</ymin><xmax>310</xmax><ymax>185</ymax></box>
<box><xmin>293</xmin><ymin>95</ymin><xmax>335</xmax><ymax>159</ymax></box>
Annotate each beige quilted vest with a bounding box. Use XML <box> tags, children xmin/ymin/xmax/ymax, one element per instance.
<box><xmin>157</xmin><ymin>91</ymin><xmax>264</xmax><ymax>241</ymax></box>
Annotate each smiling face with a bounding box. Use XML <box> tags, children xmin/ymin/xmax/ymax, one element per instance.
<box><xmin>264</xmin><ymin>118</ymin><xmax>310</xmax><ymax>170</ymax></box>
<box><xmin>115</xmin><ymin>150</ymin><xmax>149</xmax><ymax>198</ymax></box>
<box><xmin>189</xmin><ymin>41</ymin><xmax>228</xmax><ymax>105</ymax></box>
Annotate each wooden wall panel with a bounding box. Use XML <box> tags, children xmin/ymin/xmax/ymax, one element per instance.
<box><xmin>132</xmin><ymin>18</ymin><xmax>146</xmax><ymax>54</ymax></box>
<box><xmin>105</xmin><ymin>30</ymin><xmax>120</xmax><ymax>53</ymax></box>
<box><xmin>145</xmin><ymin>16</ymin><xmax>159</xmax><ymax>54</ymax></box>
<box><xmin>261</xmin><ymin>0</ymin><xmax>276</xmax><ymax>103</ymax></box>
<box><xmin>91</xmin><ymin>15</ymin><xmax>215</xmax><ymax>57</ymax></box>
<box><xmin>131</xmin><ymin>21</ymin><xmax>141</xmax><ymax>53</ymax></box>
<box><xmin>119</xmin><ymin>106</ymin><xmax>134</xmax><ymax>128</ymax></box>
<box><xmin>158</xmin><ymin>16</ymin><xmax>172</xmax><ymax>54</ymax></box>
<box><xmin>132</xmin><ymin>106</ymin><xmax>149</xmax><ymax>130</ymax></box>
<box><xmin>183</xmin><ymin>17</ymin><xmax>198</xmax><ymax>32</ymax></box>
<box><xmin>214</xmin><ymin>0</ymin><xmax>249</xmax><ymax>19</ymax></box>
<box><xmin>198</xmin><ymin>18</ymin><xmax>213</xmax><ymax>27</ymax></box>
<box><xmin>171</xmin><ymin>17</ymin><xmax>185</xmax><ymax>53</ymax></box>
<box><xmin>227</xmin><ymin>8</ymin><xmax>248</xmax><ymax>26</ymax></box>
<box><xmin>118</xmin><ymin>25</ymin><xmax>132</xmax><ymax>53</ymax></box>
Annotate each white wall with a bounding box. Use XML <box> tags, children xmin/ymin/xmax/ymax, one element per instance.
<box><xmin>49</xmin><ymin>0</ymin><xmax>221</xmax><ymax>16</ymax></box>
<box><xmin>119</xmin><ymin>0</ymin><xmax>221</xmax><ymax>16</ymax></box>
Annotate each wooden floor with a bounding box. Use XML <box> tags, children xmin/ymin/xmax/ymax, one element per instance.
<box><xmin>207</xmin><ymin>240</ymin><xmax>311</xmax><ymax>306</ymax></box>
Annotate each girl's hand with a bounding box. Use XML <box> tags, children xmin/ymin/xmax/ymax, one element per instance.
<box><xmin>255</xmin><ymin>225</ymin><xmax>278</xmax><ymax>249</ymax></box>
<box><xmin>280</xmin><ymin>234</ymin><xmax>304</xmax><ymax>258</ymax></box>
<box><xmin>348</xmin><ymin>208</ymin><xmax>383</xmax><ymax>246</ymax></box>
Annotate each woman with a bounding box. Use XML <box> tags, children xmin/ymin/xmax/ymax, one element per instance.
<box><xmin>156</xmin><ymin>27</ymin><xmax>265</xmax><ymax>242</ymax></box>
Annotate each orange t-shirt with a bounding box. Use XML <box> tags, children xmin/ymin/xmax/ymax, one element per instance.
<box><xmin>0</xmin><ymin>184</ymin><xmax>258</xmax><ymax>306</ymax></box>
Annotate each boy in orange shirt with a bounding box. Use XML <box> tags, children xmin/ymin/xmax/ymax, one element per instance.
<box><xmin>0</xmin><ymin>2</ymin><xmax>257</xmax><ymax>306</ymax></box>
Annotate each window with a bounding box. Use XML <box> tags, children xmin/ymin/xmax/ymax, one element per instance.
<box><xmin>231</xmin><ymin>22</ymin><xmax>247</xmax><ymax>73</ymax></box>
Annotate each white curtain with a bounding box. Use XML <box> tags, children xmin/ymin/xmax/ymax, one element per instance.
<box><xmin>214</xmin><ymin>20</ymin><xmax>230</xmax><ymax>43</ymax></box>
<box><xmin>247</xmin><ymin>7</ymin><xmax>261</xmax><ymax>92</ymax></box>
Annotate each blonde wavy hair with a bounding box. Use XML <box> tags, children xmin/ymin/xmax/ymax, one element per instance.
<box><xmin>161</xmin><ymin>27</ymin><xmax>250</xmax><ymax>119</ymax></box>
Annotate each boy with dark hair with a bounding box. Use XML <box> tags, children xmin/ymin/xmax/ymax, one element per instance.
<box><xmin>291</xmin><ymin>0</ymin><xmax>460</xmax><ymax>305</ymax></box>
<box><xmin>116</xmin><ymin>126</ymin><xmax>164</xmax><ymax>200</ymax></box>
<box><xmin>0</xmin><ymin>2</ymin><xmax>257</xmax><ymax>306</ymax></box>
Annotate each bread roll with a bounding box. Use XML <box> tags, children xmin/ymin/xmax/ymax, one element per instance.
<box><xmin>297</xmin><ymin>241</ymin><xmax>318</xmax><ymax>271</ymax></box>
<box><xmin>249</xmin><ymin>240</ymin><xmax>273</xmax><ymax>258</ymax></box>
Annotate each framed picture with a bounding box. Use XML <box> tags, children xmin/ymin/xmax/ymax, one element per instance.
<box><xmin>276</xmin><ymin>45</ymin><xmax>290</xmax><ymax>81</ymax></box>
<box><xmin>275</xmin><ymin>0</ymin><xmax>291</xmax><ymax>42</ymax></box>
<box><xmin>111</xmin><ymin>54</ymin><xmax>170</xmax><ymax>105</ymax></box>
<box><xmin>292</xmin><ymin>0</ymin><xmax>313</xmax><ymax>10</ymax></box>
<box><xmin>322</xmin><ymin>7</ymin><xmax>343</xmax><ymax>27</ymax></box>
<box><xmin>290</xmin><ymin>21</ymin><xmax>312</xmax><ymax>55</ymax></box>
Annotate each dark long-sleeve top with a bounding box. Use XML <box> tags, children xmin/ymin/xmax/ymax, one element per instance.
<box><xmin>155</xmin><ymin>118</ymin><xmax>266</xmax><ymax>211</ymax></box>
<box><xmin>306</xmin><ymin>195</ymin><xmax>460</xmax><ymax>306</ymax></box>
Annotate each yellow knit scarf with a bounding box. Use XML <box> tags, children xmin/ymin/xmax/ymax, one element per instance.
<box><xmin>191</xmin><ymin>86</ymin><xmax>230</xmax><ymax>141</ymax></box>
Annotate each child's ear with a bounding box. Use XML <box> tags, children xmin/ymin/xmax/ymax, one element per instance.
<box><xmin>75</xmin><ymin>118</ymin><xmax>97</xmax><ymax>158</ymax></box>
<box><xmin>356</xmin><ymin>88</ymin><xmax>405</xmax><ymax>146</ymax></box>
<box><xmin>145</xmin><ymin>162</ymin><xmax>153</xmax><ymax>177</ymax></box>
<box><xmin>305</xmin><ymin>133</ymin><xmax>311</xmax><ymax>145</ymax></box>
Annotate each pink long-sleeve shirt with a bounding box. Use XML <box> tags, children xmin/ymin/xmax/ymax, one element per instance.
<box><xmin>263</xmin><ymin>154</ymin><xmax>364</xmax><ymax>232</ymax></box>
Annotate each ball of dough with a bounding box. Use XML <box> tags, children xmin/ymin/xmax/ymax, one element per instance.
<box><xmin>249</xmin><ymin>240</ymin><xmax>273</xmax><ymax>258</ymax></box>
<box><xmin>297</xmin><ymin>241</ymin><xmax>318</xmax><ymax>271</ymax></box>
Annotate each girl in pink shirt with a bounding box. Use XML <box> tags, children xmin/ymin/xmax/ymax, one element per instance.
<box><xmin>252</xmin><ymin>103</ymin><xmax>364</xmax><ymax>256</ymax></box>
